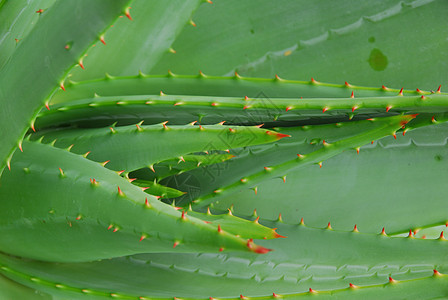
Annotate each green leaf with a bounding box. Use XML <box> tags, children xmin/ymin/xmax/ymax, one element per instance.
<box><xmin>0</xmin><ymin>0</ymin><xmax>131</xmax><ymax>175</ymax></box>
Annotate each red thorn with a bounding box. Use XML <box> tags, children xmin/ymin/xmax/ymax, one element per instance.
<box><xmin>349</xmin><ymin>283</ymin><xmax>357</xmax><ymax>288</ymax></box>
<box><xmin>416</xmin><ymin>88</ymin><xmax>422</xmax><ymax>93</ymax></box>
<box><xmin>351</xmin><ymin>106</ymin><xmax>358</xmax><ymax>112</ymax></box>
<box><xmin>300</xmin><ymin>217</ymin><xmax>305</xmax><ymax>225</ymax></box>
<box><xmin>255</xmin><ymin>123</ymin><xmax>264</xmax><ymax>128</ymax></box>
<box><xmin>402</xmin><ymin>129</ymin><xmax>407</xmax><ymax>136</ymax></box>
<box><xmin>18</xmin><ymin>142</ymin><xmax>23</xmax><ymax>152</ymax></box>
<box><xmin>60</xmin><ymin>82</ymin><xmax>66</xmax><ymax>91</ymax></box>
<box><xmin>356</xmin><ymin>148</ymin><xmax>360</xmax><ymax>154</ymax></box>
<box><xmin>382</xmin><ymin>85</ymin><xmax>387</xmax><ymax>90</ymax></box>
<box><xmin>311</xmin><ymin>77</ymin><xmax>317</xmax><ymax>83</ymax></box>
<box><xmin>219</xmin><ymin>247</ymin><xmax>224</xmax><ymax>252</ymax></box>
<box><xmin>275</xmin><ymin>74</ymin><xmax>281</xmax><ymax>80</ymax></box>
<box><xmin>381</xmin><ymin>227</ymin><xmax>386</xmax><ymax>235</ymax></box>
<box><xmin>162</xmin><ymin>121</ymin><xmax>168</xmax><ymax>129</ymax></box>
<box><xmin>350</xmin><ymin>91</ymin><xmax>354</xmax><ymax>98</ymax></box>
<box><xmin>36</xmin><ymin>9</ymin><xmax>44</xmax><ymax>13</ymax></box>
<box><xmin>173</xmin><ymin>241</ymin><xmax>179</xmax><ymax>248</ymax></box>
<box><xmin>345</xmin><ymin>81</ymin><xmax>350</xmax><ymax>87</ymax></box>
<box><xmin>408</xmin><ymin>229</ymin><xmax>414</xmax><ymax>238</ymax></box>
<box><xmin>326</xmin><ymin>222</ymin><xmax>332</xmax><ymax>229</ymax></box>
<box><xmin>254</xmin><ymin>216</ymin><xmax>260</xmax><ymax>224</ymax></box>
<box><xmin>389</xmin><ymin>277</ymin><xmax>396</xmax><ymax>283</ymax></box>
<box><xmin>229</xmin><ymin>128</ymin><xmax>235</xmax><ymax>133</ymax></box>
<box><xmin>181</xmin><ymin>211</ymin><xmax>187</xmax><ymax>220</ymax></box>
<box><xmin>318</xmin><ymin>162</ymin><xmax>323</xmax><ymax>168</ymax></box>
<box><xmin>265</xmin><ymin>131</ymin><xmax>290</xmax><ymax>139</ymax></box>
<box><xmin>353</xmin><ymin>224</ymin><xmax>359</xmax><ymax>232</ymax></box>
<box><xmin>117</xmin><ymin>186</ymin><xmax>125</xmax><ymax>196</ymax></box>
<box><xmin>173</xmin><ymin>206</ymin><xmax>182</xmax><ymax>210</ymax></box>
<box><xmin>244</xmin><ymin>96</ymin><xmax>250</xmax><ymax>100</ymax></box>
<box><xmin>322</xmin><ymin>107</ymin><xmax>329</xmax><ymax>113</ymax></box>
<box><xmin>211</xmin><ymin>102</ymin><xmax>218</xmax><ymax>107</ymax></box>
<box><xmin>76</xmin><ymin>215</ymin><xmax>81</xmax><ymax>220</ymax></box>
<box><xmin>79</xmin><ymin>59</ymin><xmax>85</xmax><ymax>70</ymax></box>
<box><xmin>243</xmin><ymin>105</ymin><xmax>250</xmax><ymax>110</ymax></box>
<box><xmin>107</xmin><ymin>224</ymin><xmax>113</xmax><ymax>230</ymax></box>
<box><xmin>240</xmin><ymin>295</ymin><xmax>247</xmax><ymax>300</ymax></box>
<box><xmin>247</xmin><ymin>239</ymin><xmax>272</xmax><ymax>254</ymax></box>
<box><xmin>437</xmin><ymin>85</ymin><xmax>442</xmax><ymax>93</ymax></box>
<box><xmin>125</xmin><ymin>7</ymin><xmax>132</xmax><ymax>20</ymax></box>
<box><xmin>386</xmin><ymin>106</ymin><xmax>392</xmax><ymax>112</ymax></box>
<box><xmin>218</xmin><ymin>225</ymin><xmax>223</xmax><ymax>233</ymax></box>
<box><xmin>113</xmin><ymin>227</ymin><xmax>119</xmax><ymax>233</ymax></box>
<box><xmin>434</xmin><ymin>269</ymin><xmax>442</xmax><ymax>276</ymax></box>
<box><xmin>100</xmin><ymin>35</ymin><xmax>106</xmax><ymax>45</ymax></box>
<box><xmin>309</xmin><ymin>288</ymin><xmax>316</xmax><ymax>293</ymax></box>
<box><xmin>273</xmin><ymin>293</ymin><xmax>280</xmax><ymax>298</ymax></box>
<box><xmin>254</xmin><ymin>187</ymin><xmax>258</xmax><ymax>195</ymax></box>
<box><xmin>273</xmin><ymin>230</ymin><xmax>287</xmax><ymax>239</ymax></box>
<box><xmin>439</xmin><ymin>231</ymin><xmax>445</xmax><ymax>240</ymax></box>
<box><xmin>139</xmin><ymin>235</ymin><xmax>146</xmax><ymax>242</ymax></box>
<box><xmin>421</xmin><ymin>95</ymin><xmax>426</xmax><ymax>100</ymax></box>
<box><xmin>45</xmin><ymin>102</ymin><xmax>50</xmax><ymax>110</ymax></box>
<box><xmin>399</xmin><ymin>87</ymin><xmax>404</xmax><ymax>96</ymax></box>
<box><xmin>174</xmin><ymin>102</ymin><xmax>183</xmax><ymax>106</ymax></box>
<box><xmin>297</xmin><ymin>154</ymin><xmax>304</xmax><ymax>158</ymax></box>
<box><xmin>285</xmin><ymin>106</ymin><xmax>293</xmax><ymax>112</ymax></box>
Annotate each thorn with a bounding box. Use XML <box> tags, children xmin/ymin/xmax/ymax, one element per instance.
<box><xmin>421</xmin><ymin>95</ymin><xmax>426</xmax><ymax>100</ymax></box>
<box><xmin>30</xmin><ymin>121</ymin><xmax>36</xmax><ymax>132</ymax></box>
<box><xmin>353</xmin><ymin>224</ymin><xmax>359</xmax><ymax>232</ymax></box>
<box><xmin>438</xmin><ymin>231</ymin><xmax>446</xmax><ymax>240</ymax></box>
<box><xmin>350</xmin><ymin>91</ymin><xmax>354</xmax><ymax>98</ymax></box>
<box><xmin>393</xmin><ymin>133</ymin><xmax>397</xmax><ymax>139</ymax></box>
<box><xmin>255</xmin><ymin>123</ymin><xmax>264</xmax><ymax>128</ymax></box>
<box><xmin>349</xmin><ymin>283</ymin><xmax>358</xmax><ymax>289</ymax></box>
<box><xmin>113</xmin><ymin>227</ymin><xmax>119</xmax><ymax>233</ymax></box>
<box><xmin>117</xmin><ymin>186</ymin><xmax>126</xmax><ymax>197</ymax></box>
<box><xmin>244</xmin><ymin>96</ymin><xmax>250</xmax><ymax>101</ymax></box>
<box><xmin>351</xmin><ymin>105</ymin><xmax>358</xmax><ymax>112</ymax></box>
<box><xmin>174</xmin><ymin>102</ymin><xmax>183</xmax><ymax>106</ymax></box>
<box><xmin>416</xmin><ymin>88</ymin><xmax>422</xmax><ymax>93</ymax></box>
<box><xmin>168</xmin><ymin>47</ymin><xmax>176</xmax><ymax>54</ymax></box>
<box><xmin>107</xmin><ymin>224</ymin><xmax>113</xmax><ymax>230</ymax></box>
<box><xmin>162</xmin><ymin>121</ymin><xmax>168</xmax><ymax>129</ymax></box>
<box><xmin>253</xmin><ymin>187</ymin><xmax>258</xmax><ymax>195</ymax></box>
<box><xmin>173</xmin><ymin>241</ymin><xmax>179</xmax><ymax>248</ymax></box>
<box><xmin>386</xmin><ymin>106</ymin><xmax>392</xmax><ymax>112</ymax></box>
<box><xmin>275</xmin><ymin>74</ymin><xmax>282</xmax><ymax>81</ymax></box>
<box><xmin>285</xmin><ymin>106</ymin><xmax>293</xmax><ymax>112</ymax></box>
<box><xmin>219</xmin><ymin>247</ymin><xmax>224</xmax><ymax>252</ymax></box>
<box><xmin>229</xmin><ymin>128</ymin><xmax>236</xmax><ymax>133</ymax></box>
<box><xmin>101</xmin><ymin>160</ymin><xmax>110</xmax><ymax>167</ymax></box>
<box><xmin>189</xmin><ymin>19</ymin><xmax>197</xmax><ymax>27</ymax></box>
<box><xmin>198</xmin><ymin>70</ymin><xmax>206</xmax><ymax>77</ymax></box>
<box><xmin>60</xmin><ymin>82</ymin><xmax>66</xmax><ymax>91</ymax></box>
<box><xmin>389</xmin><ymin>276</ymin><xmax>396</xmax><ymax>284</ymax></box>
<box><xmin>149</xmin><ymin>165</ymin><xmax>155</xmax><ymax>172</ymax></box>
<box><xmin>189</xmin><ymin>121</ymin><xmax>198</xmax><ymax>126</ymax></box>
<box><xmin>100</xmin><ymin>35</ymin><xmax>106</xmax><ymax>45</ymax></box>
<box><xmin>109</xmin><ymin>127</ymin><xmax>116</xmax><ymax>134</ymax></box>
<box><xmin>160</xmin><ymin>90</ymin><xmax>166</xmax><ymax>96</ymax></box>
<box><xmin>265</xmin><ymin>131</ymin><xmax>291</xmax><ymax>139</ymax></box>
<box><xmin>382</xmin><ymin>85</ymin><xmax>388</xmax><ymax>90</ymax></box>
<box><xmin>264</xmin><ymin>166</ymin><xmax>272</xmax><ymax>172</ymax></box>
<box><xmin>234</xmin><ymin>71</ymin><xmax>241</xmax><ymax>78</ymax></box>
<box><xmin>124</xmin><ymin>7</ymin><xmax>132</xmax><ymax>20</ymax></box>
<box><xmin>297</xmin><ymin>154</ymin><xmax>305</xmax><ymax>159</ymax></box>
<box><xmin>59</xmin><ymin>167</ymin><xmax>65</xmax><ymax>177</ymax></box>
<box><xmin>407</xmin><ymin>229</ymin><xmax>414</xmax><ymax>238</ymax></box>
<box><xmin>282</xmin><ymin>175</ymin><xmax>286</xmax><ymax>183</ymax></box>
<box><xmin>277</xmin><ymin>213</ymin><xmax>283</xmax><ymax>222</ymax></box>
<box><xmin>432</xmin><ymin>116</ymin><xmax>437</xmax><ymax>123</ymax></box>
<box><xmin>437</xmin><ymin>85</ymin><xmax>442</xmax><ymax>93</ymax></box>
<box><xmin>318</xmin><ymin>162</ymin><xmax>322</xmax><ymax>168</ymax></box>
<box><xmin>402</xmin><ymin>129</ymin><xmax>408</xmax><ymax>136</ymax></box>
<box><xmin>139</xmin><ymin>234</ymin><xmax>147</xmax><ymax>242</ymax></box>
<box><xmin>322</xmin><ymin>107</ymin><xmax>329</xmax><ymax>113</ymax></box>
<box><xmin>273</xmin><ymin>229</ymin><xmax>286</xmax><ymax>239</ymax></box>
<box><xmin>310</xmin><ymin>77</ymin><xmax>317</xmax><ymax>84</ymax></box>
<box><xmin>326</xmin><ymin>222</ymin><xmax>332</xmax><ymax>230</ymax></box>
<box><xmin>246</xmin><ymin>239</ymin><xmax>272</xmax><ymax>254</ymax></box>
<box><xmin>79</xmin><ymin>58</ymin><xmax>85</xmax><ymax>70</ymax></box>
<box><xmin>181</xmin><ymin>211</ymin><xmax>187</xmax><ymax>220</ymax></box>
<box><xmin>36</xmin><ymin>9</ymin><xmax>44</xmax><ymax>13</ymax></box>
<box><xmin>44</xmin><ymin>101</ymin><xmax>50</xmax><ymax>110</ymax></box>
<box><xmin>18</xmin><ymin>141</ymin><xmax>23</xmax><ymax>152</ymax></box>
<box><xmin>322</xmin><ymin>140</ymin><xmax>329</xmax><ymax>146</ymax></box>
<box><xmin>345</xmin><ymin>81</ymin><xmax>351</xmax><ymax>87</ymax></box>
<box><xmin>272</xmin><ymin>293</ymin><xmax>280</xmax><ymax>298</ymax></box>
<box><xmin>227</xmin><ymin>208</ymin><xmax>233</xmax><ymax>216</ymax></box>
<box><xmin>217</xmin><ymin>225</ymin><xmax>223</xmax><ymax>233</ymax></box>
<box><xmin>380</xmin><ymin>227</ymin><xmax>387</xmax><ymax>236</ymax></box>
<box><xmin>434</xmin><ymin>269</ymin><xmax>442</xmax><ymax>276</ymax></box>
<box><xmin>309</xmin><ymin>288</ymin><xmax>317</xmax><ymax>293</ymax></box>
<box><xmin>299</xmin><ymin>218</ymin><xmax>305</xmax><ymax>225</ymax></box>
<box><xmin>399</xmin><ymin>88</ymin><xmax>404</xmax><ymax>96</ymax></box>
<box><xmin>254</xmin><ymin>217</ymin><xmax>260</xmax><ymax>224</ymax></box>
<box><xmin>240</xmin><ymin>295</ymin><xmax>248</xmax><ymax>300</ymax></box>
<box><xmin>356</xmin><ymin>147</ymin><xmax>360</xmax><ymax>154</ymax></box>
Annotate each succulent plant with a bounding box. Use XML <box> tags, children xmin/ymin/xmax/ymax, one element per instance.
<box><xmin>0</xmin><ymin>0</ymin><xmax>447</xmax><ymax>299</ymax></box>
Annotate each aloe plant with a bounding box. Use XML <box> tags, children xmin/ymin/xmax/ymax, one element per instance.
<box><xmin>0</xmin><ymin>0</ymin><xmax>447</xmax><ymax>299</ymax></box>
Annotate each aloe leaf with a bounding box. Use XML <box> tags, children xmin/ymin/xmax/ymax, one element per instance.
<box><xmin>0</xmin><ymin>141</ymin><xmax>271</xmax><ymax>262</ymax></box>
<box><xmin>211</xmin><ymin>120</ymin><xmax>448</xmax><ymax>234</ymax></box>
<box><xmin>1</xmin><ymin>220</ymin><xmax>448</xmax><ymax>299</ymax></box>
<box><xmin>193</xmin><ymin>114</ymin><xmax>416</xmax><ymax>207</ymax></box>
<box><xmin>0</xmin><ymin>0</ymin><xmax>56</xmax><ymax>70</ymax></box>
<box><xmin>132</xmin><ymin>179</ymin><xmax>185</xmax><ymax>199</ymax></box>
<box><xmin>49</xmin><ymin>73</ymin><xmax>438</xmax><ymax>105</ymax></box>
<box><xmin>0</xmin><ymin>0</ymin><xmax>132</xmax><ymax>175</ymax></box>
<box><xmin>151</xmin><ymin>0</ymin><xmax>448</xmax><ymax>90</ymax></box>
<box><xmin>0</xmin><ymin>273</ymin><xmax>52</xmax><ymax>300</ymax></box>
<box><xmin>69</xmin><ymin>0</ymin><xmax>202</xmax><ymax>81</ymax></box>
<box><xmin>36</xmin><ymin>91</ymin><xmax>448</xmax><ymax>129</ymax></box>
<box><xmin>130</xmin><ymin>153</ymin><xmax>235</xmax><ymax>182</ymax></box>
<box><xmin>31</xmin><ymin>123</ymin><xmax>287</xmax><ymax>172</ymax></box>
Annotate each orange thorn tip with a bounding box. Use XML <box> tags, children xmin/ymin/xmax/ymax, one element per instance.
<box><xmin>311</xmin><ymin>77</ymin><xmax>317</xmax><ymax>83</ymax></box>
<box><xmin>345</xmin><ymin>81</ymin><xmax>350</xmax><ymax>87</ymax></box>
<box><xmin>353</xmin><ymin>224</ymin><xmax>359</xmax><ymax>232</ymax></box>
<box><xmin>393</xmin><ymin>133</ymin><xmax>397</xmax><ymax>139</ymax></box>
<box><xmin>318</xmin><ymin>162</ymin><xmax>323</xmax><ymax>168</ymax></box>
<box><xmin>300</xmin><ymin>217</ymin><xmax>305</xmax><ymax>225</ymax></box>
<box><xmin>100</xmin><ymin>35</ymin><xmax>106</xmax><ymax>45</ymax></box>
<box><xmin>408</xmin><ymin>229</ymin><xmax>414</xmax><ymax>238</ymax></box>
<box><xmin>275</xmin><ymin>74</ymin><xmax>281</xmax><ymax>80</ymax></box>
<box><xmin>421</xmin><ymin>95</ymin><xmax>426</xmax><ymax>100</ymax></box>
<box><xmin>382</xmin><ymin>85</ymin><xmax>387</xmax><ymax>90</ymax></box>
<box><xmin>219</xmin><ymin>247</ymin><xmax>224</xmax><ymax>252</ymax></box>
<box><xmin>286</xmin><ymin>106</ymin><xmax>293</xmax><ymax>112</ymax></box>
<box><xmin>244</xmin><ymin>96</ymin><xmax>250</xmax><ymax>100</ymax></box>
<box><xmin>399</xmin><ymin>88</ymin><xmax>404</xmax><ymax>96</ymax></box>
<box><xmin>173</xmin><ymin>241</ymin><xmax>179</xmax><ymax>248</ymax></box>
<box><xmin>117</xmin><ymin>186</ymin><xmax>125</xmax><ymax>196</ymax></box>
<box><xmin>139</xmin><ymin>235</ymin><xmax>146</xmax><ymax>242</ymax></box>
<box><xmin>350</xmin><ymin>91</ymin><xmax>354</xmax><ymax>98</ymax></box>
<box><xmin>381</xmin><ymin>227</ymin><xmax>386</xmax><ymax>235</ymax></box>
<box><xmin>162</xmin><ymin>121</ymin><xmax>169</xmax><ymax>129</ymax></box>
<box><xmin>437</xmin><ymin>85</ymin><xmax>442</xmax><ymax>93</ymax></box>
<box><xmin>309</xmin><ymin>288</ymin><xmax>316</xmax><ymax>293</ymax></box>
<box><xmin>107</xmin><ymin>224</ymin><xmax>113</xmax><ymax>230</ymax></box>
<box><xmin>389</xmin><ymin>277</ymin><xmax>396</xmax><ymax>283</ymax></box>
<box><xmin>181</xmin><ymin>211</ymin><xmax>187</xmax><ymax>220</ymax></box>
<box><xmin>326</xmin><ymin>222</ymin><xmax>332</xmax><ymax>229</ymax></box>
<box><xmin>439</xmin><ymin>231</ymin><xmax>446</xmax><ymax>240</ymax></box>
<box><xmin>60</xmin><ymin>82</ymin><xmax>66</xmax><ymax>91</ymax></box>
<box><xmin>265</xmin><ymin>131</ymin><xmax>290</xmax><ymax>139</ymax></box>
<box><xmin>349</xmin><ymin>283</ymin><xmax>358</xmax><ymax>289</ymax></box>
<box><xmin>273</xmin><ymin>230</ymin><xmax>287</xmax><ymax>239</ymax></box>
<box><xmin>217</xmin><ymin>225</ymin><xmax>223</xmax><ymax>233</ymax></box>
<box><xmin>273</xmin><ymin>293</ymin><xmax>280</xmax><ymax>298</ymax></box>
<box><xmin>125</xmin><ymin>7</ymin><xmax>132</xmax><ymax>20</ymax></box>
<box><xmin>79</xmin><ymin>59</ymin><xmax>85</xmax><ymax>70</ymax></box>
<box><xmin>434</xmin><ymin>269</ymin><xmax>442</xmax><ymax>276</ymax></box>
<box><xmin>254</xmin><ymin>216</ymin><xmax>260</xmax><ymax>224</ymax></box>
<box><xmin>322</xmin><ymin>107</ymin><xmax>329</xmax><ymax>113</ymax></box>
<box><xmin>247</xmin><ymin>239</ymin><xmax>272</xmax><ymax>254</ymax></box>
<box><xmin>416</xmin><ymin>88</ymin><xmax>422</xmax><ymax>93</ymax></box>
<box><xmin>36</xmin><ymin>9</ymin><xmax>44</xmax><ymax>13</ymax></box>
<box><xmin>386</xmin><ymin>106</ymin><xmax>392</xmax><ymax>112</ymax></box>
